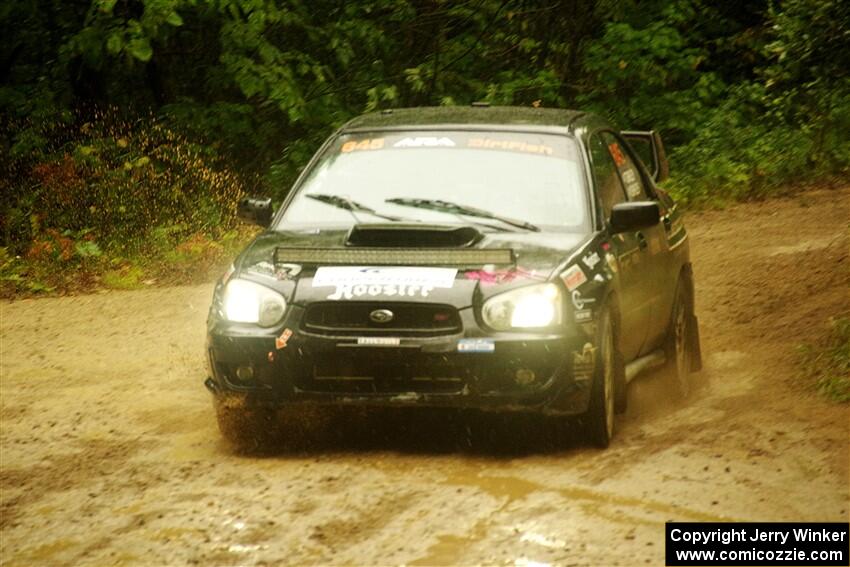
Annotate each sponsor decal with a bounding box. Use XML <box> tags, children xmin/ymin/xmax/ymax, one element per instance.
<box><xmin>341</xmin><ymin>138</ymin><xmax>385</xmax><ymax>153</ymax></box>
<box><xmin>583</xmin><ymin>251</ymin><xmax>601</xmax><ymax>270</ymax></box>
<box><xmin>605</xmin><ymin>252</ymin><xmax>618</xmax><ymax>273</ymax></box>
<box><xmin>393</xmin><ymin>137</ymin><xmax>455</xmax><ymax>148</ymax></box>
<box><xmin>573</xmin><ymin>342</ymin><xmax>596</xmax><ymax>379</ymax></box>
<box><xmin>625</xmin><ymin>181</ymin><xmax>642</xmax><ymax>198</ymax></box>
<box><xmin>620</xmin><ymin>166</ymin><xmax>642</xmax><ymax>198</ymax></box>
<box><xmin>574</xmin><ymin>309</ymin><xmax>593</xmax><ymax>322</ymax></box>
<box><xmin>357</xmin><ymin>337</ymin><xmax>401</xmax><ymax>346</ymax></box>
<box><xmin>327</xmin><ymin>284</ymin><xmax>433</xmax><ymax>300</ymax></box>
<box><xmin>275</xmin><ymin>328</ymin><xmax>293</xmax><ymax>350</ymax></box>
<box><xmin>571</xmin><ymin>289</ymin><xmax>596</xmax><ymax>310</ymax></box>
<box><xmin>468</xmin><ymin>138</ymin><xmax>554</xmax><ymax>155</ymax></box>
<box><xmin>457</xmin><ymin>338</ymin><xmax>495</xmax><ymax>353</ymax></box>
<box><xmin>608</xmin><ymin>142</ymin><xmax>626</xmax><ymax>167</ymax></box>
<box><xmin>561</xmin><ymin>265</ymin><xmax>587</xmax><ymax>291</ymax></box>
<box><xmin>313</xmin><ymin>266</ymin><xmax>457</xmax><ymax>300</ymax></box>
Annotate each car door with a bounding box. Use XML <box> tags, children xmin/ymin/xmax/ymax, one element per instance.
<box><xmin>588</xmin><ymin>131</ymin><xmax>653</xmax><ymax>361</ymax></box>
<box><xmin>604</xmin><ymin>131</ymin><xmax>672</xmax><ymax>352</ymax></box>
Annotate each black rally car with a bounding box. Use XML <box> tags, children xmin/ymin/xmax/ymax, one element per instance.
<box><xmin>205</xmin><ymin>106</ymin><xmax>702</xmax><ymax>447</ymax></box>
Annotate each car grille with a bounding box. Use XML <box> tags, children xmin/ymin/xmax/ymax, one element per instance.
<box><xmin>303</xmin><ymin>353</ymin><xmax>466</xmax><ymax>394</ymax></box>
<box><xmin>302</xmin><ymin>302</ymin><xmax>462</xmax><ymax>336</ymax></box>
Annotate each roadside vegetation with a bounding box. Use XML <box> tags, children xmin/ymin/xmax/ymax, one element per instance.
<box><xmin>798</xmin><ymin>317</ymin><xmax>850</xmax><ymax>403</ymax></box>
<box><xmin>1</xmin><ymin>112</ymin><xmax>258</xmax><ymax>295</ymax></box>
<box><xmin>2</xmin><ymin>0</ymin><xmax>849</xmax><ymax>298</ymax></box>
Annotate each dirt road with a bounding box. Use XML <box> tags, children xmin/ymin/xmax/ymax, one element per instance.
<box><xmin>2</xmin><ymin>188</ymin><xmax>848</xmax><ymax>566</ymax></box>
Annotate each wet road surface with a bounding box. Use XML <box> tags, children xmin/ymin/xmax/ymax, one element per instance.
<box><xmin>2</xmin><ymin>188</ymin><xmax>848</xmax><ymax>565</ymax></box>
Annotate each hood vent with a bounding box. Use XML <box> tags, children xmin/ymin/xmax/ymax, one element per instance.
<box><xmin>345</xmin><ymin>223</ymin><xmax>483</xmax><ymax>248</ymax></box>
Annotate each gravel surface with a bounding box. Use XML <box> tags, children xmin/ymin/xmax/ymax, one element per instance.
<box><xmin>2</xmin><ymin>188</ymin><xmax>848</xmax><ymax>566</ymax></box>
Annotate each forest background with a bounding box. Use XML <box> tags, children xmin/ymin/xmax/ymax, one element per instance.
<box><xmin>1</xmin><ymin>0</ymin><xmax>848</xmax><ymax>294</ymax></box>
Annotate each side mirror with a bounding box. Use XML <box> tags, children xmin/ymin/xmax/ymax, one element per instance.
<box><xmin>621</xmin><ymin>130</ymin><xmax>669</xmax><ymax>183</ymax></box>
<box><xmin>237</xmin><ymin>197</ymin><xmax>273</xmax><ymax>227</ymax></box>
<box><xmin>610</xmin><ymin>202</ymin><xmax>660</xmax><ymax>233</ymax></box>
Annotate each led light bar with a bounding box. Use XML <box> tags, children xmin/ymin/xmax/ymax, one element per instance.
<box><xmin>274</xmin><ymin>247</ymin><xmax>515</xmax><ymax>266</ymax></box>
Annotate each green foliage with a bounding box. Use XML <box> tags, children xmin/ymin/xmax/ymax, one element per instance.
<box><xmin>68</xmin><ymin>0</ymin><xmax>185</xmax><ymax>65</ymax></box>
<box><xmin>3</xmin><ymin>112</ymin><xmax>245</xmax><ymax>254</ymax></box>
<box><xmin>576</xmin><ymin>0</ymin><xmax>850</xmax><ymax>203</ymax></box>
<box><xmin>0</xmin><ymin>109</ymin><xmax>251</xmax><ymax>296</ymax></box>
<box><xmin>102</xmin><ymin>264</ymin><xmax>145</xmax><ymax>289</ymax></box>
<box><xmin>0</xmin><ymin>248</ymin><xmax>26</xmax><ymax>288</ymax></box>
<box><xmin>798</xmin><ymin>317</ymin><xmax>850</xmax><ymax>403</ymax></box>
<box><xmin>581</xmin><ymin>18</ymin><xmax>720</xmax><ymax>135</ymax></box>
<box><xmin>1</xmin><ymin>0</ymin><xmax>849</xmax><ymax>294</ymax></box>
<box><xmin>664</xmin><ymin>83</ymin><xmax>816</xmax><ymax>202</ymax></box>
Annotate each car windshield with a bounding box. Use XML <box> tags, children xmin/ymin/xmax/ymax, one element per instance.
<box><xmin>275</xmin><ymin>130</ymin><xmax>588</xmax><ymax>232</ymax></box>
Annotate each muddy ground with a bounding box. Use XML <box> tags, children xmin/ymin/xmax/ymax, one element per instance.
<box><xmin>2</xmin><ymin>188</ymin><xmax>848</xmax><ymax>566</ymax></box>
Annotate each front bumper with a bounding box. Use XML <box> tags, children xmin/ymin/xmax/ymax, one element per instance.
<box><xmin>206</xmin><ymin>305</ymin><xmax>596</xmax><ymax>416</ymax></box>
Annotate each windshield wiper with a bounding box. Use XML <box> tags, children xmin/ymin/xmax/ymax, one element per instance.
<box><xmin>385</xmin><ymin>198</ymin><xmax>540</xmax><ymax>232</ymax></box>
<box><xmin>306</xmin><ymin>194</ymin><xmax>406</xmax><ymax>223</ymax></box>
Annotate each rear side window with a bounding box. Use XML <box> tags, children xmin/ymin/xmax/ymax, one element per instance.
<box><xmin>589</xmin><ymin>133</ymin><xmax>627</xmax><ymax>218</ymax></box>
<box><xmin>600</xmin><ymin>132</ymin><xmax>649</xmax><ymax>202</ymax></box>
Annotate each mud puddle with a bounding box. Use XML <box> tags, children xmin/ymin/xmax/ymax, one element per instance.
<box><xmin>2</xmin><ymin>188</ymin><xmax>848</xmax><ymax>565</ymax></box>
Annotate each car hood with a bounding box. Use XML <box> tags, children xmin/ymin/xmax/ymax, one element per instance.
<box><xmin>235</xmin><ymin>228</ymin><xmax>589</xmax><ymax>308</ymax></box>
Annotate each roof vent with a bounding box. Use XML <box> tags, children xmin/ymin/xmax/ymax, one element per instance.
<box><xmin>471</xmin><ymin>101</ymin><xmax>490</xmax><ymax>108</ymax></box>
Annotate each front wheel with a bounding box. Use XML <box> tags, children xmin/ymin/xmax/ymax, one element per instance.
<box><xmin>663</xmin><ymin>283</ymin><xmax>696</xmax><ymax>398</ymax></box>
<box><xmin>584</xmin><ymin>308</ymin><xmax>618</xmax><ymax>448</ymax></box>
<box><xmin>214</xmin><ymin>395</ymin><xmax>279</xmax><ymax>451</ymax></box>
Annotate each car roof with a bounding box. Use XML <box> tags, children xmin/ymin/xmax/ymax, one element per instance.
<box><xmin>340</xmin><ymin>105</ymin><xmax>597</xmax><ymax>134</ymax></box>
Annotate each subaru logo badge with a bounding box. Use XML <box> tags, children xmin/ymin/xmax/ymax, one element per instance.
<box><xmin>369</xmin><ymin>309</ymin><xmax>394</xmax><ymax>323</ymax></box>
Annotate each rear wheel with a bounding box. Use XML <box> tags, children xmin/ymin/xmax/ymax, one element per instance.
<box><xmin>585</xmin><ymin>308</ymin><xmax>618</xmax><ymax>448</ymax></box>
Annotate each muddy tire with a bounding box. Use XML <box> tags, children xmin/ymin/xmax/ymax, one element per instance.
<box><xmin>613</xmin><ymin>346</ymin><xmax>627</xmax><ymax>414</ymax></box>
<box><xmin>584</xmin><ymin>308</ymin><xmax>618</xmax><ymax>448</ymax></box>
<box><xmin>214</xmin><ymin>396</ymin><xmax>279</xmax><ymax>451</ymax></box>
<box><xmin>609</xmin><ymin>301</ymin><xmax>628</xmax><ymax>414</ymax></box>
<box><xmin>663</xmin><ymin>282</ymin><xmax>696</xmax><ymax>398</ymax></box>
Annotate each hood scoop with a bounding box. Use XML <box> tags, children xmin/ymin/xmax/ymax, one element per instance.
<box><xmin>345</xmin><ymin>223</ymin><xmax>483</xmax><ymax>248</ymax></box>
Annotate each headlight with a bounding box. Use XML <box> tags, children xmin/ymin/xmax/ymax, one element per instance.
<box><xmin>482</xmin><ymin>283</ymin><xmax>562</xmax><ymax>330</ymax></box>
<box><xmin>222</xmin><ymin>278</ymin><xmax>287</xmax><ymax>326</ymax></box>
